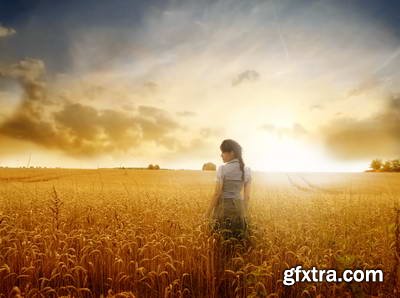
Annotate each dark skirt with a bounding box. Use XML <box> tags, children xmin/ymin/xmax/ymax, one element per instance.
<box><xmin>210</xmin><ymin>197</ymin><xmax>248</xmax><ymax>240</ymax></box>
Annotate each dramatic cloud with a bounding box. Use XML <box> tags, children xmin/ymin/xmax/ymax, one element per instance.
<box><xmin>0</xmin><ymin>25</ymin><xmax>16</xmax><ymax>38</ymax></box>
<box><xmin>0</xmin><ymin>58</ymin><xmax>53</xmax><ymax>120</ymax></box>
<box><xmin>1</xmin><ymin>0</ymin><xmax>400</xmax><ymax>170</ymax></box>
<box><xmin>320</xmin><ymin>95</ymin><xmax>400</xmax><ymax>160</ymax></box>
<box><xmin>232</xmin><ymin>70</ymin><xmax>260</xmax><ymax>87</ymax></box>
<box><xmin>0</xmin><ymin>59</ymin><xmax>188</xmax><ymax>157</ymax></box>
<box><xmin>0</xmin><ymin>59</ymin><xmax>45</xmax><ymax>97</ymax></box>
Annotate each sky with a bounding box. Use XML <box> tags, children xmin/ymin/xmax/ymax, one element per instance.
<box><xmin>0</xmin><ymin>0</ymin><xmax>400</xmax><ymax>172</ymax></box>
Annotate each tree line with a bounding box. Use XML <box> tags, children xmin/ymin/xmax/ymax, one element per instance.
<box><xmin>369</xmin><ymin>159</ymin><xmax>400</xmax><ymax>172</ymax></box>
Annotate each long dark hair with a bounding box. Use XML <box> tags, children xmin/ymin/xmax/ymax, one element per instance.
<box><xmin>220</xmin><ymin>139</ymin><xmax>245</xmax><ymax>181</ymax></box>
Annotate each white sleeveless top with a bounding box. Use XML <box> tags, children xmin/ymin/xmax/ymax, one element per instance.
<box><xmin>215</xmin><ymin>158</ymin><xmax>252</xmax><ymax>200</ymax></box>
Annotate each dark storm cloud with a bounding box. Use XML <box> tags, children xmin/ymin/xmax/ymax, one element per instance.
<box><xmin>320</xmin><ymin>95</ymin><xmax>400</xmax><ymax>160</ymax></box>
<box><xmin>0</xmin><ymin>58</ymin><xmax>184</xmax><ymax>157</ymax></box>
<box><xmin>232</xmin><ymin>70</ymin><xmax>260</xmax><ymax>87</ymax></box>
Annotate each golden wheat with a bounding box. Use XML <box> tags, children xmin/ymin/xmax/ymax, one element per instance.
<box><xmin>0</xmin><ymin>168</ymin><xmax>398</xmax><ymax>297</ymax></box>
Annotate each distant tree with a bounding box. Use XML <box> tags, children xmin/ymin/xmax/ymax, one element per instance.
<box><xmin>147</xmin><ymin>164</ymin><xmax>160</xmax><ymax>170</ymax></box>
<box><xmin>370</xmin><ymin>159</ymin><xmax>382</xmax><ymax>171</ymax></box>
<box><xmin>202</xmin><ymin>162</ymin><xmax>216</xmax><ymax>171</ymax></box>
<box><xmin>382</xmin><ymin>161</ymin><xmax>392</xmax><ymax>172</ymax></box>
<box><xmin>391</xmin><ymin>159</ymin><xmax>400</xmax><ymax>172</ymax></box>
<box><xmin>369</xmin><ymin>158</ymin><xmax>400</xmax><ymax>172</ymax></box>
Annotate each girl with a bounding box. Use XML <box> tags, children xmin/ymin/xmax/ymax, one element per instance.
<box><xmin>205</xmin><ymin>139</ymin><xmax>252</xmax><ymax>240</ymax></box>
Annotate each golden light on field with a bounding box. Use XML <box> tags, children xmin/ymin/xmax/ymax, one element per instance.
<box><xmin>0</xmin><ymin>168</ymin><xmax>398</xmax><ymax>296</ymax></box>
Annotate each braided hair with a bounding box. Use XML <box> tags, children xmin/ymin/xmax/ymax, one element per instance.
<box><xmin>220</xmin><ymin>139</ymin><xmax>245</xmax><ymax>181</ymax></box>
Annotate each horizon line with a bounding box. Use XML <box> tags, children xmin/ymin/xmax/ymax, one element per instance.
<box><xmin>0</xmin><ymin>165</ymin><xmax>371</xmax><ymax>173</ymax></box>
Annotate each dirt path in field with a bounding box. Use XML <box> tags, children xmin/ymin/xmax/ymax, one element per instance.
<box><xmin>285</xmin><ymin>173</ymin><xmax>313</xmax><ymax>192</ymax></box>
<box><xmin>296</xmin><ymin>174</ymin><xmax>345</xmax><ymax>194</ymax></box>
<box><xmin>0</xmin><ymin>173</ymin><xmax>72</xmax><ymax>183</ymax></box>
<box><xmin>286</xmin><ymin>173</ymin><xmax>345</xmax><ymax>195</ymax></box>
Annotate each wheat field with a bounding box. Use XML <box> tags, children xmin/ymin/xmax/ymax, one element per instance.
<box><xmin>0</xmin><ymin>168</ymin><xmax>398</xmax><ymax>297</ymax></box>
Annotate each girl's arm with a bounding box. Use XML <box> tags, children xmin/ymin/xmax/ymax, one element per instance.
<box><xmin>243</xmin><ymin>180</ymin><xmax>251</xmax><ymax>209</ymax></box>
<box><xmin>205</xmin><ymin>181</ymin><xmax>223</xmax><ymax>218</ymax></box>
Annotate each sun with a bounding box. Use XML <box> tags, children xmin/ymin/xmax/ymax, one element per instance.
<box><xmin>246</xmin><ymin>134</ymin><xmax>364</xmax><ymax>172</ymax></box>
